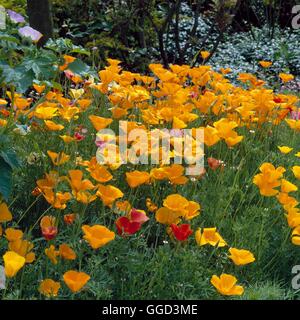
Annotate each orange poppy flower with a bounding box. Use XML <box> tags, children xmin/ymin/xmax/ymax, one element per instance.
<box><xmin>82</xmin><ymin>225</ymin><xmax>115</xmax><ymax>249</ymax></box>
<box><xmin>211</xmin><ymin>274</ymin><xmax>244</xmax><ymax>296</ymax></box>
<box><xmin>126</xmin><ymin>171</ymin><xmax>150</xmax><ymax>188</ymax></box>
<box><xmin>45</xmin><ymin>245</ymin><xmax>59</xmax><ymax>264</ymax></box>
<box><xmin>64</xmin><ymin>213</ymin><xmax>77</xmax><ymax>225</ymax></box>
<box><xmin>96</xmin><ymin>184</ymin><xmax>123</xmax><ymax>206</ymax></box>
<box><xmin>0</xmin><ymin>202</ymin><xmax>12</xmax><ymax>223</ymax></box>
<box><xmin>47</xmin><ymin>151</ymin><xmax>70</xmax><ymax>166</ymax></box>
<box><xmin>44</xmin><ymin>120</ymin><xmax>64</xmax><ymax>131</ymax></box>
<box><xmin>63</xmin><ymin>270</ymin><xmax>90</xmax><ymax>293</ymax></box>
<box><xmin>39</xmin><ymin>279</ymin><xmax>61</xmax><ymax>297</ymax></box>
<box><xmin>89</xmin><ymin>115</ymin><xmax>113</xmax><ymax>131</ymax></box>
<box><xmin>59</xmin><ymin>244</ymin><xmax>76</xmax><ymax>260</ymax></box>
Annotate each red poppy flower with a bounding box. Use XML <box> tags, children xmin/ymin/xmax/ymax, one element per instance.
<box><xmin>74</xmin><ymin>132</ymin><xmax>85</xmax><ymax>141</ymax></box>
<box><xmin>42</xmin><ymin>226</ymin><xmax>58</xmax><ymax>241</ymax></box>
<box><xmin>116</xmin><ymin>217</ymin><xmax>141</xmax><ymax>235</ymax></box>
<box><xmin>171</xmin><ymin>224</ymin><xmax>193</xmax><ymax>241</ymax></box>
<box><xmin>273</xmin><ymin>97</ymin><xmax>282</xmax><ymax>104</ymax></box>
<box><xmin>130</xmin><ymin>209</ymin><xmax>149</xmax><ymax>224</ymax></box>
<box><xmin>207</xmin><ymin>157</ymin><xmax>224</xmax><ymax>171</ymax></box>
<box><xmin>115</xmin><ymin>209</ymin><xmax>149</xmax><ymax>236</ymax></box>
<box><xmin>64</xmin><ymin>213</ymin><xmax>77</xmax><ymax>225</ymax></box>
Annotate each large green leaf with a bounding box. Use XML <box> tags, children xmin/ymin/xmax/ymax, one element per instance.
<box><xmin>0</xmin><ymin>150</ymin><xmax>21</xmax><ymax>169</ymax></box>
<box><xmin>0</xmin><ymin>157</ymin><xmax>12</xmax><ymax>201</ymax></box>
<box><xmin>68</xmin><ymin>59</ymin><xmax>90</xmax><ymax>75</ymax></box>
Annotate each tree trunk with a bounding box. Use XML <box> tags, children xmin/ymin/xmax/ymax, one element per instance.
<box><xmin>27</xmin><ymin>0</ymin><xmax>54</xmax><ymax>46</ymax></box>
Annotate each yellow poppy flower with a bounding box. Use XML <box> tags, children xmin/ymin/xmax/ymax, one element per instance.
<box><xmin>278</xmin><ymin>146</ymin><xmax>293</xmax><ymax>154</ymax></box>
<box><xmin>3</xmin><ymin>251</ymin><xmax>26</xmax><ymax>278</ymax></box>
<box><xmin>195</xmin><ymin>227</ymin><xmax>227</xmax><ymax>247</ymax></box>
<box><xmin>228</xmin><ymin>248</ymin><xmax>255</xmax><ymax>266</ymax></box>
<box><xmin>211</xmin><ymin>274</ymin><xmax>244</xmax><ymax>296</ymax></box>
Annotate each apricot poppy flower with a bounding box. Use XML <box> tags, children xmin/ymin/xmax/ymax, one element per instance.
<box><xmin>59</xmin><ymin>55</ymin><xmax>76</xmax><ymax>71</ymax></box>
<box><xmin>200</xmin><ymin>51</ymin><xmax>210</xmax><ymax>60</ymax></box>
<box><xmin>184</xmin><ymin>201</ymin><xmax>201</xmax><ymax>220</ymax></box>
<box><xmin>146</xmin><ymin>198</ymin><xmax>158</xmax><ymax>212</ymax></box>
<box><xmin>155</xmin><ymin>207</ymin><xmax>182</xmax><ymax>225</ymax></box>
<box><xmin>60</xmin><ymin>135</ymin><xmax>75</xmax><ymax>143</ymax></box>
<box><xmin>43</xmin><ymin>190</ymin><xmax>72</xmax><ymax>210</ymax></box>
<box><xmin>292</xmin><ymin>166</ymin><xmax>300</xmax><ymax>180</ymax></box>
<box><xmin>63</xmin><ymin>270</ymin><xmax>90</xmax><ymax>293</ymax></box>
<box><xmin>170</xmin><ymin>224</ymin><xmax>193</xmax><ymax>241</ymax></box>
<box><xmin>33</xmin><ymin>84</ymin><xmax>46</xmax><ymax>94</ymax></box>
<box><xmin>47</xmin><ymin>151</ymin><xmax>70</xmax><ymax>166</ymax></box>
<box><xmin>96</xmin><ymin>184</ymin><xmax>124</xmax><ymax>206</ymax></box>
<box><xmin>253</xmin><ymin>162</ymin><xmax>285</xmax><ymax>196</ymax></box>
<box><xmin>64</xmin><ymin>213</ymin><xmax>77</xmax><ymax>225</ymax></box>
<box><xmin>82</xmin><ymin>225</ymin><xmax>115</xmax><ymax>249</ymax></box>
<box><xmin>0</xmin><ymin>202</ymin><xmax>12</xmax><ymax>223</ymax></box>
<box><xmin>45</xmin><ymin>245</ymin><xmax>59</xmax><ymax>264</ymax></box>
<box><xmin>68</xmin><ymin>170</ymin><xmax>96</xmax><ymax>203</ymax></box>
<box><xmin>163</xmin><ymin>194</ymin><xmax>189</xmax><ymax>213</ymax></box>
<box><xmin>68</xmin><ymin>170</ymin><xmax>95</xmax><ymax>193</ymax></box>
<box><xmin>211</xmin><ymin>274</ymin><xmax>244</xmax><ymax>296</ymax></box>
<box><xmin>3</xmin><ymin>251</ymin><xmax>26</xmax><ymax>278</ymax></box>
<box><xmin>126</xmin><ymin>171</ymin><xmax>150</xmax><ymax>188</ymax></box>
<box><xmin>44</xmin><ymin>120</ymin><xmax>64</xmax><ymax>131</ymax></box>
<box><xmin>89</xmin><ymin>165</ymin><xmax>113</xmax><ymax>183</ymax></box>
<box><xmin>281</xmin><ymin>179</ymin><xmax>298</xmax><ymax>193</ymax></box>
<box><xmin>163</xmin><ymin>164</ymin><xmax>188</xmax><ymax>185</ymax></box>
<box><xmin>33</xmin><ymin>103</ymin><xmax>58</xmax><ymax>120</ymax></box>
<box><xmin>59</xmin><ymin>244</ymin><xmax>76</xmax><ymax>260</ymax></box>
<box><xmin>39</xmin><ymin>279</ymin><xmax>61</xmax><ymax>297</ymax></box>
<box><xmin>115</xmin><ymin>200</ymin><xmax>131</xmax><ymax>214</ymax></box>
<box><xmin>5</xmin><ymin>228</ymin><xmax>23</xmax><ymax>242</ymax></box>
<box><xmin>291</xmin><ymin>225</ymin><xmax>300</xmax><ymax>245</ymax></box>
<box><xmin>286</xmin><ymin>208</ymin><xmax>300</xmax><ymax>228</ymax></box>
<box><xmin>228</xmin><ymin>248</ymin><xmax>255</xmax><ymax>266</ymax></box>
<box><xmin>40</xmin><ymin>215</ymin><xmax>58</xmax><ymax>240</ymax></box>
<box><xmin>259</xmin><ymin>61</ymin><xmax>272</xmax><ymax>68</ymax></box>
<box><xmin>277</xmin><ymin>192</ymin><xmax>299</xmax><ymax>209</ymax></box>
<box><xmin>89</xmin><ymin>115</ymin><xmax>113</xmax><ymax>131</ymax></box>
<box><xmin>195</xmin><ymin>228</ymin><xmax>227</xmax><ymax>247</ymax></box>
<box><xmin>203</xmin><ymin>126</ymin><xmax>221</xmax><ymax>147</ymax></box>
<box><xmin>213</xmin><ymin>118</ymin><xmax>243</xmax><ymax>147</ymax></box>
<box><xmin>279</xmin><ymin>73</ymin><xmax>294</xmax><ymax>83</ymax></box>
<box><xmin>9</xmin><ymin>239</ymin><xmax>35</xmax><ymax>263</ymax></box>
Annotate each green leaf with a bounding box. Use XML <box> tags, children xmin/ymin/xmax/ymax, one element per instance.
<box><xmin>68</xmin><ymin>59</ymin><xmax>90</xmax><ymax>75</ymax></box>
<box><xmin>0</xmin><ymin>157</ymin><xmax>12</xmax><ymax>201</ymax></box>
<box><xmin>0</xmin><ymin>34</ymin><xmax>20</xmax><ymax>44</ymax></box>
<box><xmin>0</xmin><ymin>150</ymin><xmax>21</xmax><ymax>169</ymax></box>
<box><xmin>71</xmin><ymin>48</ymin><xmax>91</xmax><ymax>56</ymax></box>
